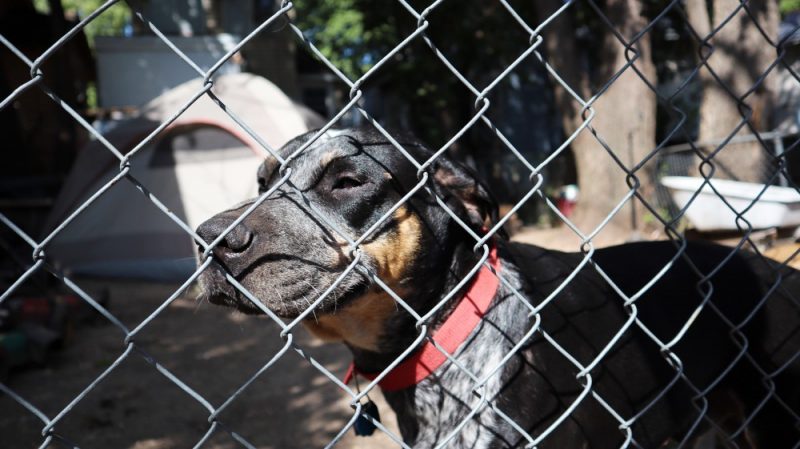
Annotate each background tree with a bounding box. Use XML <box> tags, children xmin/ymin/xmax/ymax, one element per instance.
<box><xmin>534</xmin><ymin>0</ymin><xmax>658</xmax><ymax>233</ymax></box>
<box><xmin>685</xmin><ymin>0</ymin><xmax>780</xmax><ymax>183</ymax></box>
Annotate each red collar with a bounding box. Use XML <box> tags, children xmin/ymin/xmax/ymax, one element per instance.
<box><xmin>344</xmin><ymin>244</ymin><xmax>501</xmax><ymax>392</ymax></box>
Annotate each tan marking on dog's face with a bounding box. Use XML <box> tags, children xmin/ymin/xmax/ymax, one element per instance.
<box><xmin>303</xmin><ymin>289</ymin><xmax>399</xmax><ymax>351</ymax></box>
<box><xmin>361</xmin><ymin>206</ymin><xmax>421</xmax><ymax>284</ymax></box>
<box><xmin>320</xmin><ymin>150</ymin><xmax>339</xmax><ymax>167</ymax></box>
<box><xmin>305</xmin><ymin>207</ymin><xmax>422</xmax><ymax>350</ymax></box>
<box><xmin>262</xmin><ymin>155</ymin><xmax>279</xmax><ymax>175</ymax></box>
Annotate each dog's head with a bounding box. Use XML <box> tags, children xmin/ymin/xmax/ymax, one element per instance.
<box><xmin>196</xmin><ymin>127</ymin><xmax>498</xmax><ymax>349</ymax></box>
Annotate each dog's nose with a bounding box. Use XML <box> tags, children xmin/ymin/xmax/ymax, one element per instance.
<box><xmin>196</xmin><ymin>216</ymin><xmax>253</xmax><ymax>256</ymax></box>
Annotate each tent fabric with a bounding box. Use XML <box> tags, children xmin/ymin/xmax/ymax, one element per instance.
<box><xmin>45</xmin><ymin>73</ymin><xmax>324</xmax><ymax>280</ymax></box>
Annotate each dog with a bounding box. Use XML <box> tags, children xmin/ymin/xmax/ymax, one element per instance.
<box><xmin>196</xmin><ymin>127</ymin><xmax>800</xmax><ymax>448</ymax></box>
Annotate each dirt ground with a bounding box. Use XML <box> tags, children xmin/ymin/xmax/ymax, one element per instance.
<box><xmin>0</xmin><ymin>279</ymin><xmax>400</xmax><ymax>449</ymax></box>
<box><xmin>2</xmin><ymin>225</ymin><xmax>796</xmax><ymax>449</ymax></box>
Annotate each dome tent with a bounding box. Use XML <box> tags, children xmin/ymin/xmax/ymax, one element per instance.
<box><xmin>44</xmin><ymin>73</ymin><xmax>323</xmax><ymax>281</ymax></box>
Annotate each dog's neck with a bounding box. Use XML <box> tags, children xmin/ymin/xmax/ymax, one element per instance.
<box><xmin>347</xmin><ymin>238</ymin><xmax>488</xmax><ymax>374</ymax></box>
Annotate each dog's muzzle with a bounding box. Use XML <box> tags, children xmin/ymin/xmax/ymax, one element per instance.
<box><xmin>195</xmin><ymin>214</ymin><xmax>263</xmax><ymax>313</ymax></box>
<box><xmin>197</xmin><ymin>215</ymin><xmax>254</xmax><ymax>262</ymax></box>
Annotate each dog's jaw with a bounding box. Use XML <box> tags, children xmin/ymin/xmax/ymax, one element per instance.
<box><xmin>196</xmin><ymin>258</ymin><xmax>376</xmax><ymax>319</ymax></box>
<box><xmin>196</xmin><ymin>264</ymin><xmax>264</xmax><ymax>315</ymax></box>
<box><xmin>302</xmin><ymin>288</ymin><xmax>401</xmax><ymax>351</ymax></box>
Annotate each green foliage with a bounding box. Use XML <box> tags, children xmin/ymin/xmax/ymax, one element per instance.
<box><xmin>781</xmin><ymin>0</ymin><xmax>800</xmax><ymax>14</ymax></box>
<box><xmin>31</xmin><ymin>1</ymin><xmax>130</xmax><ymax>109</ymax></box>
<box><xmin>293</xmin><ymin>0</ymin><xmax>398</xmax><ymax>79</ymax></box>
<box><xmin>86</xmin><ymin>82</ymin><xmax>98</xmax><ymax>109</ymax></box>
<box><xmin>32</xmin><ymin>0</ymin><xmax>130</xmax><ymax>47</ymax></box>
<box><xmin>31</xmin><ymin>0</ymin><xmax>49</xmax><ymax>13</ymax></box>
<box><xmin>291</xmin><ymin>0</ymin><xmax>538</xmax><ymax>145</ymax></box>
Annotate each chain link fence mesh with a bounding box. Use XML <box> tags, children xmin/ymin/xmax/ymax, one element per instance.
<box><xmin>1</xmin><ymin>0</ymin><xmax>799</xmax><ymax>447</ymax></box>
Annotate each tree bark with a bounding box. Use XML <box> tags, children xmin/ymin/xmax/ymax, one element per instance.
<box><xmin>539</xmin><ymin>0</ymin><xmax>658</xmax><ymax>235</ymax></box>
<box><xmin>686</xmin><ymin>0</ymin><xmax>779</xmax><ymax>182</ymax></box>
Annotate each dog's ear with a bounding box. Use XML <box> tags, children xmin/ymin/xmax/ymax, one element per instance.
<box><xmin>431</xmin><ymin>158</ymin><xmax>500</xmax><ymax>233</ymax></box>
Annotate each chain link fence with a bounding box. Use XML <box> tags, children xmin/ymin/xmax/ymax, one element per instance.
<box><xmin>1</xmin><ymin>0</ymin><xmax>800</xmax><ymax>448</ymax></box>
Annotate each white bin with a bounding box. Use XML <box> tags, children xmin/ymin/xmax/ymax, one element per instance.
<box><xmin>660</xmin><ymin>176</ymin><xmax>800</xmax><ymax>231</ymax></box>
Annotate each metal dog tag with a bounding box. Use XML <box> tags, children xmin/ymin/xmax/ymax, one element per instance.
<box><xmin>354</xmin><ymin>400</ymin><xmax>381</xmax><ymax>436</ymax></box>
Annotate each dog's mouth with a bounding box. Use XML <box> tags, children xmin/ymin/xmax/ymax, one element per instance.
<box><xmin>197</xmin><ymin>261</ymin><xmax>370</xmax><ymax>318</ymax></box>
<box><xmin>196</xmin><ymin>263</ymin><xmax>263</xmax><ymax>315</ymax></box>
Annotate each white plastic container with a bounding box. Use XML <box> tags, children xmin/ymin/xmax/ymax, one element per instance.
<box><xmin>95</xmin><ymin>35</ymin><xmax>241</xmax><ymax>108</ymax></box>
<box><xmin>660</xmin><ymin>176</ymin><xmax>800</xmax><ymax>231</ymax></box>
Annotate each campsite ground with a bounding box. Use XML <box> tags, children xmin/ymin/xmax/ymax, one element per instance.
<box><xmin>1</xmin><ymin>225</ymin><xmax>797</xmax><ymax>448</ymax></box>
<box><xmin>0</xmin><ymin>278</ymin><xmax>400</xmax><ymax>449</ymax></box>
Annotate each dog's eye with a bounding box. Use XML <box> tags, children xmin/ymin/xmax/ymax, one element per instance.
<box><xmin>332</xmin><ymin>175</ymin><xmax>364</xmax><ymax>191</ymax></box>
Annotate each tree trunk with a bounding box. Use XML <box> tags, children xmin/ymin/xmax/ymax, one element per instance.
<box><xmin>686</xmin><ymin>0</ymin><xmax>779</xmax><ymax>182</ymax></box>
<box><xmin>539</xmin><ymin>0</ymin><xmax>658</xmax><ymax>235</ymax></box>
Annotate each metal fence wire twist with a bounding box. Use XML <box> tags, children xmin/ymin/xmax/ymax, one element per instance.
<box><xmin>1</xmin><ymin>0</ymin><xmax>800</xmax><ymax>448</ymax></box>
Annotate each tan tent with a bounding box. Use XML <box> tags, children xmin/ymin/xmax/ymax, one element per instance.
<box><xmin>44</xmin><ymin>73</ymin><xmax>323</xmax><ymax>280</ymax></box>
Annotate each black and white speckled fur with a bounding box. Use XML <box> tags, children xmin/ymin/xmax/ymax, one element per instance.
<box><xmin>197</xmin><ymin>127</ymin><xmax>800</xmax><ymax>448</ymax></box>
<box><xmin>380</xmin><ymin>264</ymin><xmax>527</xmax><ymax>448</ymax></box>
<box><xmin>377</xmin><ymin>238</ymin><xmax>800</xmax><ymax>448</ymax></box>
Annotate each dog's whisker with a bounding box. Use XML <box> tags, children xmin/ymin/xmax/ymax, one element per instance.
<box><xmin>302</xmin><ymin>278</ymin><xmax>322</xmax><ymax>322</ymax></box>
<box><xmin>296</xmin><ymin>287</ymin><xmax>314</xmax><ymax>320</ymax></box>
<box><xmin>305</xmin><ymin>296</ymin><xmax>318</xmax><ymax>323</ymax></box>
<box><xmin>193</xmin><ymin>295</ymin><xmax>206</xmax><ymax>314</ymax></box>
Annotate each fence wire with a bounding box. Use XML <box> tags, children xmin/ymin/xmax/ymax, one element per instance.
<box><xmin>1</xmin><ymin>0</ymin><xmax>799</xmax><ymax>448</ymax></box>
